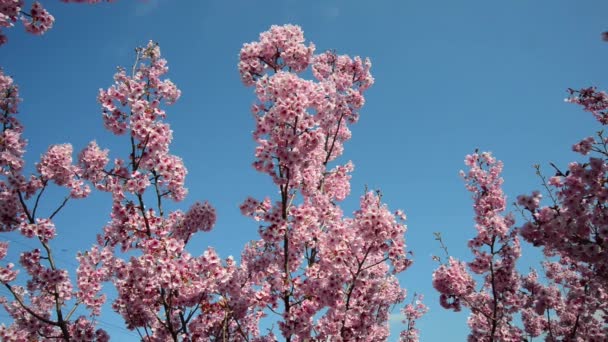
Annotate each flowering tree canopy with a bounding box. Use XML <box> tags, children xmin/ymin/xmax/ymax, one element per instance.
<box><xmin>1</xmin><ymin>2</ymin><xmax>607</xmax><ymax>341</ymax></box>
<box><xmin>433</xmin><ymin>86</ymin><xmax>608</xmax><ymax>341</ymax></box>
<box><xmin>0</xmin><ymin>20</ymin><xmax>424</xmax><ymax>341</ymax></box>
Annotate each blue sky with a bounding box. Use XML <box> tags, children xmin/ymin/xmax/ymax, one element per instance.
<box><xmin>1</xmin><ymin>0</ymin><xmax>607</xmax><ymax>340</ymax></box>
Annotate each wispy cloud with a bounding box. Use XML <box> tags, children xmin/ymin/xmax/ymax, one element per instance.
<box><xmin>135</xmin><ymin>0</ymin><xmax>163</xmax><ymax>17</ymax></box>
<box><xmin>322</xmin><ymin>5</ymin><xmax>340</xmax><ymax>19</ymax></box>
<box><xmin>389</xmin><ymin>312</ymin><xmax>406</xmax><ymax>324</ymax></box>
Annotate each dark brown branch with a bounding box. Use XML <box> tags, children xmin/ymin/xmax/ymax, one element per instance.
<box><xmin>31</xmin><ymin>181</ymin><xmax>47</xmax><ymax>218</ymax></box>
<box><xmin>4</xmin><ymin>284</ymin><xmax>57</xmax><ymax>326</ymax></box>
<box><xmin>49</xmin><ymin>196</ymin><xmax>70</xmax><ymax>220</ymax></box>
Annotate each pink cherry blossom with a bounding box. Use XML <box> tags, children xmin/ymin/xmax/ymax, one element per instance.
<box><xmin>0</xmin><ymin>0</ymin><xmax>110</xmax><ymax>45</ymax></box>
<box><xmin>434</xmin><ymin>152</ymin><xmax>524</xmax><ymax>341</ymax></box>
<box><xmin>21</xmin><ymin>1</ymin><xmax>53</xmax><ymax>35</ymax></box>
<box><xmin>400</xmin><ymin>294</ymin><xmax>428</xmax><ymax>342</ymax></box>
<box><xmin>4</xmin><ymin>12</ymin><xmax>608</xmax><ymax>340</ymax></box>
<box><xmin>230</xmin><ymin>25</ymin><xmax>420</xmax><ymax>342</ymax></box>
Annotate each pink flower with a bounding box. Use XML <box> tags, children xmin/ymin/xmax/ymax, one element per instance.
<box><xmin>572</xmin><ymin>136</ymin><xmax>595</xmax><ymax>155</ymax></box>
<box><xmin>183</xmin><ymin>201</ymin><xmax>216</xmax><ymax>233</ymax></box>
<box><xmin>21</xmin><ymin>2</ymin><xmax>54</xmax><ymax>35</ymax></box>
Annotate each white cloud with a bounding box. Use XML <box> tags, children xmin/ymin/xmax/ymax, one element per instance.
<box><xmin>389</xmin><ymin>312</ymin><xmax>406</xmax><ymax>323</ymax></box>
<box><xmin>135</xmin><ymin>0</ymin><xmax>162</xmax><ymax>17</ymax></box>
<box><xmin>322</xmin><ymin>5</ymin><xmax>340</xmax><ymax>18</ymax></box>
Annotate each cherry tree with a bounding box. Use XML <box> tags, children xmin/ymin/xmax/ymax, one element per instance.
<box><xmin>514</xmin><ymin>86</ymin><xmax>608</xmax><ymax>341</ymax></box>
<box><xmin>212</xmin><ymin>24</ymin><xmax>419</xmax><ymax>341</ymax></box>
<box><xmin>433</xmin><ymin>151</ymin><xmax>524</xmax><ymax>341</ymax></box>
<box><xmin>0</xmin><ymin>20</ymin><xmax>424</xmax><ymax>340</ymax></box>
<box><xmin>83</xmin><ymin>41</ymin><xmax>225</xmax><ymax>341</ymax></box>
<box><xmin>520</xmin><ymin>86</ymin><xmax>608</xmax><ymax>284</ymax></box>
<box><xmin>433</xmin><ymin>83</ymin><xmax>608</xmax><ymax>341</ymax></box>
<box><xmin>0</xmin><ymin>66</ymin><xmax>109</xmax><ymax>339</ymax></box>
<box><xmin>1</xmin><ymin>5</ymin><xmax>607</xmax><ymax>338</ymax></box>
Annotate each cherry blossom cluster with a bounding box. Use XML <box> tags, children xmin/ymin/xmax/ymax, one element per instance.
<box><xmin>0</xmin><ymin>0</ymin><xmax>52</xmax><ymax>44</ymax></box>
<box><xmin>400</xmin><ymin>294</ymin><xmax>428</xmax><ymax>342</ymax></box>
<box><xmin>184</xmin><ymin>201</ymin><xmax>216</xmax><ymax>231</ymax></box>
<box><xmin>231</xmin><ymin>24</ymin><xmax>420</xmax><ymax>341</ymax></box>
<box><xmin>65</xmin><ymin>41</ymin><xmax>236</xmax><ymax>341</ymax></box>
<box><xmin>37</xmin><ymin>144</ymin><xmax>91</xmax><ymax>198</ymax></box>
<box><xmin>0</xmin><ymin>69</ymin><xmax>24</xmax><ymax>175</ymax></box>
<box><xmin>21</xmin><ymin>1</ymin><xmax>53</xmax><ymax>35</ymax></box>
<box><xmin>434</xmin><ymin>82</ymin><xmax>608</xmax><ymax>340</ymax></box>
<box><xmin>0</xmin><ymin>44</ymin><xmax>97</xmax><ymax>342</ymax></box>
<box><xmin>433</xmin><ymin>152</ymin><xmax>524</xmax><ymax>341</ymax></box>
<box><xmin>0</xmin><ymin>70</ymin><xmax>24</xmax><ymax>233</ymax></box>
<box><xmin>18</xmin><ymin>218</ymin><xmax>55</xmax><ymax>241</ymax></box>
<box><xmin>301</xmin><ymin>191</ymin><xmax>410</xmax><ymax>340</ymax></box>
<box><xmin>241</xmin><ymin>26</ymin><xmax>374</xmax><ymax>202</ymax></box>
<box><xmin>67</xmin><ymin>316</ymin><xmax>110</xmax><ymax>342</ymax></box>
<box><xmin>519</xmin><ymin>86</ymin><xmax>608</xmax><ymax>280</ymax></box>
<box><xmin>0</xmin><ymin>0</ymin><xmax>111</xmax><ymax>45</ymax></box>
<box><xmin>433</xmin><ymin>257</ymin><xmax>474</xmax><ymax>312</ymax></box>
<box><xmin>519</xmin><ymin>260</ymin><xmax>607</xmax><ymax>340</ymax></box>
<box><xmin>75</xmin><ymin>245</ymin><xmax>112</xmax><ymax>317</ymax></box>
<box><xmin>0</xmin><ymin>241</ymin><xmax>17</xmax><ymax>283</ymax></box>
<box><xmin>96</xmin><ymin>41</ymin><xmax>186</xmax><ymax>202</ymax></box>
<box><xmin>567</xmin><ymin>86</ymin><xmax>608</xmax><ymax>124</ymax></box>
<box><xmin>511</xmin><ymin>85</ymin><xmax>608</xmax><ymax>340</ymax></box>
<box><xmin>78</xmin><ymin>141</ymin><xmax>109</xmax><ymax>183</ymax></box>
<box><xmin>239</xmin><ymin>24</ymin><xmax>315</xmax><ymax>85</ymax></box>
<box><xmin>0</xmin><ymin>62</ymin><xmax>113</xmax><ymax>339</ymax></box>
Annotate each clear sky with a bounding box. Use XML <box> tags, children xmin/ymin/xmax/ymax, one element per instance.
<box><xmin>1</xmin><ymin>0</ymin><xmax>607</xmax><ymax>340</ymax></box>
